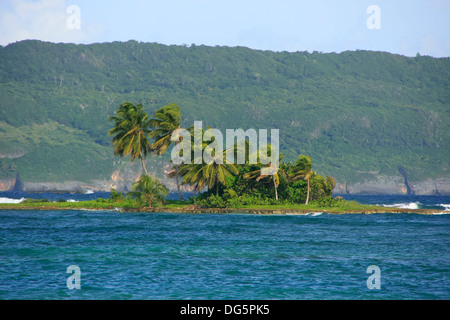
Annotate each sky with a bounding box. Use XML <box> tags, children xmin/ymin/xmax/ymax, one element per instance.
<box><xmin>0</xmin><ymin>0</ymin><xmax>449</xmax><ymax>57</ymax></box>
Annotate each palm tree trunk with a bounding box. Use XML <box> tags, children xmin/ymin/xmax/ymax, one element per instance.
<box><xmin>273</xmin><ymin>177</ymin><xmax>278</xmax><ymax>201</ymax></box>
<box><xmin>215</xmin><ymin>164</ymin><xmax>219</xmax><ymax>196</ymax></box>
<box><xmin>141</xmin><ymin>158</ymin><xmax>149</xmax><ymax>176</ymax></box>
<box><xmin>175</xmin><ymin>165</ymin><xmax>184</xmax><ymax>201</ymax></box>
<box><xmin>146</xmin><ymin>195</ymin><xmax>153</xmax><ymax>208</ymax></box>
<box><xmin>305</xmin><ymin>178</ymin><xmax>310</xmax><ymax>205</ymax></box>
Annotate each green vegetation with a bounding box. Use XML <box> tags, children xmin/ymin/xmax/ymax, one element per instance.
<box><xmin>104</xmin><ymin>101</ymin><xmax>340</xmax><ymax>210</ymax></box>
<box><xmin>129</xmin><ymin>174</ymin><xmax>168</xmax><ymax>208</ymax></box>
<box><xmin>108</xmin><ymin>102</ymin><xmax>153</xmax><ymax>175</ymax></box>
<box><xmin>0</xmin><ymin>198</ymin><xmax>122</xmax><ymax>210</ymax></box>
<box><xmin>0</xmin><ymin>196</ymin><xmax>426</xmax><ymax>214</ymax></box>
<box><xmin>181</xmin><ymin>144</ymin><xmax>240</xmax><ymax>197</ymax></box>
<box><xmin>148</xmin><ymin>103</ymin><xmax>184</xmax><ymax>199</ymax></box>
<box><xmin>189</xmin><ymin>155</ymin><xmax>336</xmax><ymax>208</ymax></box>
<box><xmin>0</xmin><ymin>100</ymin><xmax>434</xmax><ymax>215</ymax></box>
<box><xmin>0</xmin><ymin>40</ymin><xmax>449</xmax><ymax>186</ymax></box>
<box><xmin>243</xmin><ymin>152</ymin><xmax>285</xmax><ymax>201</ymax></box>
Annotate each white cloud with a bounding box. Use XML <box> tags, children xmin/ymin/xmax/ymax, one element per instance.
<box><xmin>0</xmin><ymin>0</ymin><xmax>101</xmax><ymax>46</ymax></box>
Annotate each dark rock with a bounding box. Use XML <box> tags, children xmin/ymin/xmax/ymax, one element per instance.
<box><xmin>398</xmin><ymin>166</ymin><xmax>415</xmax><ymax>196</ymax></box>
<box><xmin>10</xmin><ymin>173</ymin><xmax>23</xmax><ymax>193</ymax></box>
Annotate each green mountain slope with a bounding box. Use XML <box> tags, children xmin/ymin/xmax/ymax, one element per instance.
<box><xmin>0</xmin><ymin>40</ymin><xmax>449</xmax><ymax>190</ymax></box>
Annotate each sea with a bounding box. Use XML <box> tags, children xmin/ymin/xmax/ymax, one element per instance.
<box><xmin>0</xmin><ymin>191</ymin><xmax>449</xmax><ymax>300</ymax></box>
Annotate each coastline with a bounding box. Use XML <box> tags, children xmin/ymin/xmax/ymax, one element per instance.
<box><xmin>0</xmin><ymin>203</ymin><xmax>442</xmax><ymax>215</ymax></box>
<box><xmin>121</xmin><ymin>207</ymin><xmax>442</xmax><ymax>215</ymax></box>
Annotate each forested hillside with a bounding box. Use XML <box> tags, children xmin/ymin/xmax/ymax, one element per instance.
<box><xmin>0</xmin><ymin>40</ymin><xmax>449</xmax><ymax>192</ymax></box>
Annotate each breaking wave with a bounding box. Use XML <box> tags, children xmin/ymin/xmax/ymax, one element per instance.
<box><xmin>0</xmin><ymin>197</ymin><xmax>25</xmax><ymax>204</ymax></box>
<box><xmin>431</xmin><ymin>211</ymin><xmax>450</xmax><ymax>215</ymax></box>
<box><xmin>381</xmin><ymin>202</ymin><xmax>420</xmax><ymax>210</ymax></box>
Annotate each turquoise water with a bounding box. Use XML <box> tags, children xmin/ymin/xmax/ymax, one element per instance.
<box><xmin>0</xmin><ymin>209</ymin><xmax>448</xmax><ymax>299</ymax></box>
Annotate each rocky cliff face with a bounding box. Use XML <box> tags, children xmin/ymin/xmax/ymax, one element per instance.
<box><xmin>412</xmin><ymin>178</ymin><xmax>450</xmax><ymax>195</ymax></box>
<box><xmin>0</xmin><ymin>178</ymin><xmax>15</xmax><ymax>192</ymax></box>
<box><xmin>1</xmin><ymin>157</ymin><xmax>448</xmax><ymax>195</ymax></box>
<box><xmin>335</xmin><ymin>176</ymin><xmax>450</xmax><ymax>195</ymax></box>
<box><xmin>1</xmin><ymin>160</ymin><xmax>194</xmax><ymax>193</ymax></box>
<box><xmin>2</xmin><ymin>172</ymin><xmax>448</xmax><ymax>196</ymax></box>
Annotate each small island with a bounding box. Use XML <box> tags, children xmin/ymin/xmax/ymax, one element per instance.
<box><xmin>0</xmin><ymin>195</ymin><xmax>439</xmax><ymax>215</ymax></box>
<box><xmin>0</xmin><ymin>102</ymin><xmax>441</xmax><ymax>216</ymax></box>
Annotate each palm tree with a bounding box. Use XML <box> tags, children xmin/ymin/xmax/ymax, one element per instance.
<box><xmin>184</xmin><ymin>151</ymin><xmax>239</xmax><ymax>196</ymax></box>
<box><xmin>165</xmin><ymin>125</ymin><xmax>203</xmax><ymax>196</ymax></box>
<box><xmin>148</xmin><ymin>103</ymin><xmax>184</xmax><ymax>200</ymax></box>
<box><xmin>205</xmin><ymin>156</ymin><xmax>240</xmax><ymax>195</ymax></box>
<box><xmin>148</xmin><ymin>103</ymin><xmax>182</xmax><ymax>155</ymax></box>
<box><xmin>324</xmin><ymin>176</ymin><xmax>336</xmax><ymax>197</ymax></box>
<box><xmin>243</xmin><ymin>153</ymin><xmax>285</xmax><ymax>201</ymax></box>
<box><xmin>108</xmin><ymin>102</ymin><xmax>152</xmax><ymax>175</ymax></box>
<box><xmin>289</xmin><ymin>155</ymin><xmax>313</xmax><ymax>205</ymax></box>
<box><xmin>314</xmin><ymin>175</ymin><xmax>336</xmax><ymax>197</ymax></box>
<box><xmin>129</xmin><ymin>174</ymin><xmax>168</xmax><ymax>208</ymax></box>
<box><xmin>177</xmin><ymin>130</ymin><xmax>239</xmax><ymax>196</ymax></box>
<box><xmin>165</xmin><ymin>124</ymin><xmax>240</xmax><ymax>197</ymax></box>
<box><xmin>177</xmin><ymin>163</ymin><xmax>208</xmax><ymax>195</ymax></box>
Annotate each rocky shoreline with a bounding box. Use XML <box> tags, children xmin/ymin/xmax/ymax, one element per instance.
<box><xmin>122</xmin><ymin>207</ymin><xmax>442</xmax><ymax>215</ymax></box>
<box><xmin>0</xmin><ymin>204</ymin><xmax>442</xmax><ymax>215</ymax></box>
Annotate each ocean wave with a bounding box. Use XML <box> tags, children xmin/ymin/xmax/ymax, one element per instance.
<box><xmin>284</xmin><ymin>212</ymin><xmax>323</xmax><ymax>216</ymax></box>
<box><xmin>439</xmin><ymin>204</ymin><xmax>450</xmax><ymax>211</ymax></box>
<box><xmin>381</xmin><ymin>202</ymin><xmax>420</xmax><ymax>209</ymax></box>
<box><xmin>0</xmin><ymin>197</ymin><xmax>25</xmax><ymax>204</ymax></box>
<box><xmin>84</xmin><ymin>190</ymin><xmax>94</xmax><ymax>194</ymax></box>
<box><xmin>298</xmin><ymin>212</ymin><xmax>325</xmax><ymax>216</ymax></box>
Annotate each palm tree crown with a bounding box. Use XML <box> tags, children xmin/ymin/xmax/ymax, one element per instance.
<box><xmin>288</xmin><ymin>155</ymin><xmax>313</xmax><ymax>204</ymax></box>
<box><xmin>176</xmin><ymin>127</ymin><xmax>239</xmax><ymax>195</ymax></box>
<box><xmin>148</xmin><ymin>103</ymin><xmax>184</xmax><ymax>200</ymax></box>
<box><xmin>148</xmin><ymin>103</ymin><xmax>182</xmax><ymax>155</ymax></box>
<box><xmin>108</xmin><ymin>102</ymin><xmax>152</xmax><ymax>175</ymax></box>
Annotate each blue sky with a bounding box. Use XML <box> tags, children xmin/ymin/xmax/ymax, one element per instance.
<box><xmin>0</xmin><ymin>0</ymin><xmax>449</xmax><ymax>57</ymax></box>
